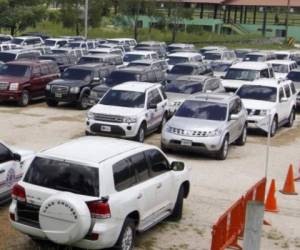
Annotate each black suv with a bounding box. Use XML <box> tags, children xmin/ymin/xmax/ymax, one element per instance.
<box><xmin>89</xmin><ymin>66</ymin><xmax>166</xmax><ymax>104</ymax></box>
<box><xmin>39</xmin><ymin>53</ymin><xmax>77</xmax><ymax>73</ymax></box>
<box><xmin>45</xmin><ymin>63</ymin><xmax>115</xmax><ymax>109</ymax></box>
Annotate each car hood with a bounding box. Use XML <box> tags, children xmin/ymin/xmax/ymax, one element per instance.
<box><xmin>221</xmin><ymin>79</ymin><xmax>251</xmax><ymax>89</ymax></box>
<box><xmin>49</xmin><ymin>78</ymin><xmax>87</xmax><ymax>87</ymax></box>
<box><xmin>0</xmin><ymin>76</ymin><xmax>28</xmax><ymax>84</ymax></box>
<box><xmin>167</xmin><ymin>116</ymin><xmax>225</xmax><ymax>131</ymax></box>
<box><xmin>166</xmin><ymin>92</ymin><xmax>190</xmax><ymax>103</ymax></box>
<box><xmin>241</xmin><ymin>99</ymin><xmax>276</xmax><ymax>110</ymax></box>
<box><xmin>90</xmin><ymin>104</ymin><xmax>144</xmax><ymax>117</ymax></box>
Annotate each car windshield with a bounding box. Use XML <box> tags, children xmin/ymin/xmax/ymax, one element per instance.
<box><xmin>0</xmin><ymin>52</ymin><xmax>16</xmax><ymax>63</ymax></box>
<box><xmin>224</xmin><ymin>68</ymin><xmax>258</xmax><ymax>81</ymax></box>
<box><xmin>0</xmin><ymin>37</ymin><xmax>11</xmax><ymax>42</ymax></box>
<box><xmin>204</xmin><ymin>53</ymin><xmax>221</xmax><ymax>60</ymax></box>
<box><xmin>66</xmin><ymin>42</ymin><xmax>81</xmax><ymax>48</ymax></box>
<box><xmin>236</xmin><ymin>85</ymin><xmax>277</xmax><ymax>102</ymax></box>
<box><xmin>175</xmin><ymin>100</ymin><xmax>227</xmax><ymax>121</ymax></box>
<box><xmin>165</xmin><ymin>81</ymin><xmax>203</xmax><ymax>94</ymax></box>
<box><xmin>100</xmin><ymin>89</ymin><xmax>145</xmax><ymax>108</ymax></box>
<box><xmin>79</xmin><ymin>57</ymin><xmax>102</xmax><ymax>64</ymax></box>
<box><xmin>275</xmin><ymin>54</ymin><xmax>289</xmax><ymax>60</ymax></box>
<box><xmin>24</xmin><ymin>157</ymin><xmax>99</xmax><ymax>197</ymax></box>
<box><xmin>168</xmin><ymin>56</ymin><xmax>189</xmax><ymax>65</ymax></box>
<box><xmin>107</xmin><ymin>71</ymin><xmax>137</xmax><ymax>85</ymax></box>
<box><xmin>211</xmin><ymin>63</ymin><xmax>231</xmax><ymax>72</ymax></box>
<box><xmin>287</xmin><ymin>71</ymin><xmax>300</xmax><ymax>82</ymax></box>
<box><xmin>235</xmin><ymin>51</ymin><xmax>250</xmax><ymax>58</ymax></box>
<box><xmin>11</xmin><ymin>38</ymin><xmax>24</xmax><ymax>45</ymax></box>
<box><xmin>62</xmin><ymin>68</ymin><xmax>92</xmax><ymax>81</ymax></box>
<box><xmin>0</xmin><ymin>64</ymin><xmax>30</xmax><ymax>77</ymax></box>
<box><xmin>170</xmin><ymin>65</ymin><xmax>194</xmax><ymax>74</ymax></box>
<box><xmin>272</xmin><ymin>64</ymin><xmax>289</xmax><ymax>73</ymax></box>
<box><xmin>44</xmin><ymin>40</ymin><xmax>56</xmax><ymax>46</ymax></box>
<box><xmin>243</xmin><ymin>54</ymin><xmax>265</xmax><ymax>62</ymax></box>
<box><xmin>106</xmin><ymin>40</ymin><xmax>119</xmax><ymax>44</ymax></box>
<box><xmin>123</xmin><ymin>54</ymin><xmax>145</xmax><ymax>63</ymax></box>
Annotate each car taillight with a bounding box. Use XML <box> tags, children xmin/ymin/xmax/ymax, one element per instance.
<box><xmin>11</xmin><ymin>184</ymin><xmax>26</xmax><ymax>202</ymax></box>
<box><xmin>87</xmin><ymin>201</ymin><xmax>111</xmax><ymax>219</ymax></box>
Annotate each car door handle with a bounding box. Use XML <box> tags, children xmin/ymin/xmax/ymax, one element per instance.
<box><xmin>0</xmin><ymin>170</ymin><xmax>5</xmax><ymax>174</ymax></box>
<box><xmin>156</xmin><ymin>183</ymin><xmax>162</xmax><ymax>189</ymax></box>
<box><xmin>137</xmin><ymin>193</ymin><xmax>143</xmax><ymax>199</ymax></box>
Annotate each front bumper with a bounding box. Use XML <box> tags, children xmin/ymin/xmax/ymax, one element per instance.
<box><xmin>46</xmin><ymin>91</ymin><xmax>79</xmax><ymax>103</ymax></box>
<box><xmin>161</xmin><ymin>131</ymin><xmax>223</xmax><ymax>153</ymax></box>
<box><xmin>246</xmin><ymin>115</ymin><xmax>268</xmax><ymax>132</ymax></box>
<box><xmin>0</xmin><ymin>90</ymin><xmax>22</xmax><ymax>102</ymax></box>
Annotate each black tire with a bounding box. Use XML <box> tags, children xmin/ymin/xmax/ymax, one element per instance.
<box><xmin>114</xmin><ymin>219</ymin><xmax>136</xmax><ymax>250</ymax></box>
<box><xmin>46</xmin><ymin>99</ymin><xmax>58</xmax><ymax>107</ymax></box>
<box><xmin>158</xmin><ymin>113</ymin><xmax>168</xmax><ymax>133</ymax></box>
<box><xmin>286</xmin><ymin>109</ymin><xmax>295</xmax><ymax>128</ymax></box>
<box><xmin>78</xmin><ymin>93</ymin><xmax>89</xmax><ymax>110</ymax></box>
<box><xmin>270</xmin><ymin>117</ymin><xmax>278</xmax><ymax>137</ymax></box>
<box><xmin>235</xmin><ymin>125</ymin><xmax>247</xmax><ymax>146</ymax></box>
<box><xmin>169</xmin><ymin>186</ymin><xmax>184</xmax><ymax>221</ymax></box>
<box><xmin>134</xmin><ymin>123</ymin><xmax>146</xmax><ymax>143</ymax></box>
<box><xmin>18</xmin><ymin>90</ymin><xmax>30</xmax><ymax>107</ymax></box>
<box><xmin>216</xmin><ymin>135</ymin><xmax>229</xmax><ymax>160</ymax></box>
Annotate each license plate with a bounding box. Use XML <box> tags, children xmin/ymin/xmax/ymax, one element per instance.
<box><xmin>101</xmin><ymin>125</ymin><xmax>111</xmax><ymax>132</ymax></box>
<box><xmin>55</xmin><ymin>93</ymin><xmax>62</xmax><ymax>98</ymax></box>
<box><xmin>181</xmin><ymin>139</ymin><xmax>192</xmax><ymax>146</ymax></box>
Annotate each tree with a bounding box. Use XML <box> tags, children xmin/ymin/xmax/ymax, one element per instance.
<box><xmin>0</xmin><ymin>0</ymin><xmax>47</xmax><ymax>35</ymax></box>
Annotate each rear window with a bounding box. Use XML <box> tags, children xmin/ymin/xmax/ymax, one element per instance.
<box><xmin>24</xmin><ymin>157</ymin><xmax>99</xmax><ymax>197</ymax></box>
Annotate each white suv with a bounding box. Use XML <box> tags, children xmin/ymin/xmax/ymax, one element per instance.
<box><xmin>236</xmin><ymin>78</ymin><xmax>297</xmax><ymax>136</ymax></box>
<box><xmin>0</xmin><ymin>142</ymin><xmax>33</xmax><ymax>204</ymax></box>
<box><xmin>86</xmin><ymin>82</ymin><xmax>168</xmax><ymax>142</ymax></box>
<box><xmin>9</xmin><ymin>137</ymin><xmax>190</xmax><ymax>250</ymax></box>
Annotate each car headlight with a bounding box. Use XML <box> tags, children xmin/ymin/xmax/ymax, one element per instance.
<box><xmin>87</xmin><ymin>111</ymin><xmax>95</xmax><ymax>119</ymax></box>
<box><xmin>123</xmin><ymin>116</ymin><xmax>137</xmax><ymax>123</ymax></box>
<box><xmin>165</xmin><ymin>125</ymin><xmax>172</xmax><ymax>133</ymax></box>
<box><xmin>70</xmin><ymin>87</ymin><xmax>80</xmax><ymax>94</ymax></box>
<box><xmin>46</xmin><ymin>84</ymin><xmax>51</xmax><ymax>91</ymax></box>
<box><xmin>207</xmin><ymin>128</ymin><xmax>222</xmax><ymax>137</ymax></box>
<box><xmin>9</xmin><ymin>83</ymin><xmax>19</xmax><ymax>91</ymax></box>
<box><xmin>259</xmin><ymin>110</ymin><xmax>268</xmax><ymax>116</ymax></box>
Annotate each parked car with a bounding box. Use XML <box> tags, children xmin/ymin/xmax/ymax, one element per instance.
<box><xmin>236</xmin><ymin>78</ymin><xmax>297</xmax><ymax>136</ymax></box>
<box><xmin>11</xmin><ymin>36</ymin><xmax>44</xmax><ymax>48</ymax></box>
<box><xmin>161</xmin><ymin>93</ymin><xmax>247</xmax><ymax>160</ymax></box>
<box><xmin>45</xmin><ymin>64</ymin><xmax>115</xmax><ymax>109</ymax></box>
<box><xmin>135</xmin><ymin>41</ymin><xmax>167</xmax><ymax>58</ymax></box>
<box><xmin>0</xmin><ymin>43</ymin><xmax>18</xmax><ymax>52</ymax></box>
<box><xmin>287</xmin><ymin>69</ymin><xmax>300</xmax><ymax>107</ymax></box>
<box><xmin>0</xmin><ymin>142</ymin><xmax>33</xmax><ymax>204</ymax></box>
<box><xmin>199</xmin><ymin>46</ymin><xmax>227</xmax><ymax>54</ymax></box>
<box><xmin>0</xmin><ymin>60</ymin><xmax>60</xmax><ymax>106</ymax></box>
<box><xmin>167</xmin><ymin>52</ymin><xmax>203</xmax><ymax>70</ymax></box>
<box><xmin>221</xmin><ymin>62</ymin><xmax>274</xmax><ymax>92</ymax></box>
<box><xmin>123</xmin><ymin>51</ymin><xmax>159</xmax><ymax>66</ymax></box>
<box><xmin>9</xmin><ymin>136</ymin><xmax>190</xmax><ymax>250</ymax></box>
<box><xmin>167</xmin><ymin>43</ymin><xmax>196</xmax><ymax>54</ymax></box>
<box><xmin>0</xmin><ymin>49</ymin><xmax>41</xmax><ymax>63</ymax></box>
<box><xmin>274</xmin><ymin>50</ymin><xmax>300</xmax><ymax>61</ymax></box>
<box><xmin>88</xmin><ymin>47</ymin><xmax>124</xmax><ymax>57</ymax></box>
<box><xmin>97</xmin><ymin>43</ymin><xmax>126</xmax><ymax>55</ymax></box>
<box><xmin>106</xmin><ymin>38</ymin><xmax>137</xmax><ymax>51</ymax></box>
<box><xmin>210</xmin><ymin>61</ymin><xmax>234</xmax><ymax>78</ymax></box>
<box><xmin>87</xmin><ymin>82</ymin><xmax>168</xmax><ymax>142</ymax></box>
<box><xmin>235</xmin><ymin>49</ymin><xmax>257</xmax><ymax>61</ymax></box>
<box><xmin>65</xmin><ymin>40</ymin><xmax>97</xmax><ymax>50</ymax></box>
<box><xmin>243</xmin><ymin>51</ymin><xmax>276</xmax><ymax>62</ymax></box>
<box><xmin>165</xmin><ymin>75</ymin><xmax>225</xmax><ymax>116</ymax></box>
<box><xmin>39</xmin><ymin>53</ymin><xmax>77</xmax><ymax>73</ymax></box>
<box><xmin>21</xmin><ymin>32</ymin><xmax>50</xmax><ymax>41</ymax></box>
<box><xmin>202</xmin><ymin>50</ymin><xmax>236</xmax><ymax>64</ymax></box>
<box><xmin>44</xmin><ymin>38</ymin><xmax>70</xmax><ymax>49</ymax></box>
<box><xmin>78</xmin><ymin>54</ymin><xmax>123</xmax><ymax>67</ymax></box>
<box><xmin>166</xmin><ymin>62</ymin><xmax>213</xmax><ymax>82</ymax></box>
<box><xmin>32</xmin><ymin>46</ymin><xmax>52</xmax><ymax>55</ymax></box>
<box><xmin>51</xmin><ymin>48</ymin><xmax>88</xmax><ymax>61</ymax></box>
<box><xmin>268</xmin><ymin>60</ymin><xmax>298</xmax><ymax>79</ymax></box>
<box><xmin>128</xmin><ymin>59</ymin><xmax>169</xmax><ymax>73</ymax></box>
<box><xmin>0</xmin><ymin>34</ymin><xmax>13</xmax><ymax>44</ymax></box>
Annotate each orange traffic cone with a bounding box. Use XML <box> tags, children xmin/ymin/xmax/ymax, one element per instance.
<box><xmin>265</xmin><ymin>179</ymin><xmax>279</xmax><ymax>213</ymax></box>
<box><xmin>294</xmin><ymin>163</ymin><xmax>300</xmax><ymax>182</ymax></box>
<box><xmin>280</xmin><ymin>165</ymin><xmax>298</xmax><ymax>195</ymax></box>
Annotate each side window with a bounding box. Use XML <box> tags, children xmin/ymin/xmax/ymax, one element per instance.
<box><xmin>41</xmin><ymin>64</ymin><xmax>49</xmax><ymax>75</ymax></box>
<box><xmin>269</xmin><ymin>67</ymin><xmax>274</xmax><ymax>78</ymax></box>
<box><xmin>229</xmin><ymin>99</ymin><xmax>241</xmax><ymax>115</ymax></box>
<box><xmin>113</xmin><ymin>158</ymin><xmax>137</xmax><ymax>191</ymax></box>
<box><xmin>150</xmin><ymin>88</ymin><xmax>162</xmax><ymax>104</ymax></box>
<box><xmin>279</xmin><ymin>87</ymin><xmax>285</xmax><ymax>101</ymax></box>
<box><xmin>284</xmin><ymin>84</ymin><xmax>291</xmax><ymax>98</ymax></box>
<box><xmin>32</xmin><ymin>66</ymin><xmax>41</xmax><ymax>76</ymax></box>
<box><xmin>260</xmin><ymin>69</ymin><xmax>269</xmax><ymax>78</ymax></box>
<box><xmin>145</xmin><ymin>149</ymin><xmax>170</xmax><ymax>177</ymax></box>
<box><xmin>129</xmin><ymin>153</ymin><xmax>150</xmax><ymax>183</ymax></box>
<box><xmin>0</xmin><ymin>144</ymin><xmax>12</xmax><ymax>164</ymax></box>
<box><xmin>58</xmin><ymin>41</ymin><xmax>67</xmax><ymax>47</ymax></box>
<box><xmin>159</xmin><ymin>86</ymin><xmax>167</xmax><ymax>99</ymax></box>
<box><xmin>152</xmin><ymin>53</ymin><xmax>158</xmax><ymax>59</ymax></box>
<box><xmin>290</xmin><ymin>82</ymin><xmax>296</xmax><ymax>94</ymax></box>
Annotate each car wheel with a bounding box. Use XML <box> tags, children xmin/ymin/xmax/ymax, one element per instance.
<box><xmin>216</xmin><ymin>135</ymin><xmax>229</xmax><ymax>160</ymax></box>
<box><xmin>270</xmin><ymin>117</ymin><xmax>278</xmax><ymax>137</ymax></box>
<box><xmin>18</xmin><ymin>90</ymin><xmax>30</xmax><ymax>107</ymax></box>
<box><xmin>135</xmin><ymin>124</ymin><xmax>146</xmax><ymax>143</ymax></box>
<box><xmin>236</xmin><ymin>125</ymin><xmax>247</xmax><ymax>146</ymax></box>
<box><xmin>114</xmin><ymin>219</ymin><xmax>136</xmax><ymax>250</ymax></box>
<box><xmin>158</xmin><ymin>113</ymin><xmax>167</xmax><ymax>132</ymax></box>
<box><xmin>78</xmin><ymin>94</ymin><xmax>89</xmax><ymax>110</ymax></box>
<box><xmin>286</xmin><ymin>109</ymin><xmax>295</xmax><ymax>128</ymax></box>
<box><xmin>46</xmin><ymin>99</ymin><xmax>58</xmax><ymax>107</ymax></box>
<box><xmin>169</xmin><ymin>186</ymin><xmax>184</xmax><ymax>221</ymax></box>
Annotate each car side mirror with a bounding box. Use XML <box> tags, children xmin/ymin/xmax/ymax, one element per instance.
<box><xmin>230</xmin><ymin>114</ymin><xmax>239</xmax><ymax>120</ymax></box>
<box><xmin>171</xmin><ymin>161</ymin><xmax>185</xmax><ymax>171</ymax></box>
<box><xmin>280</xmin><ymin>97</ymin><xmax>288</xmax><ymax>102</ymax></box>
<box><xmin>13</xmin><ymin>153</ymin><xmax>21</xmax><ymax>162</ymax></box>
<box><xmin>148</xmin><ymin>103</ymin><xmax>157</xmax><ymax>110</ymax></box>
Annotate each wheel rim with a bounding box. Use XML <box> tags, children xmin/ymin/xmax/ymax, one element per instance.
<box><xmin>139</xmin><ymin>127</ymin><xmax>145</xmax><ymax>142</ymax></box>
<box><xmin>121</xmin><ymin>226</ymin><xmax>133</xmax><ymax>250</ymax></box>
<box><xmin>22</xmin><ymin>93</ymin><xmax>29</xmax><ymax>105</ymax></box>
<box><xmin>289</xmin><ymin>111</ymin><xmax>294</xmax><ymax>125</ymax></box>
<box><xmin>81</xmin><ymin>96</ymin><xmax>88</xmax><ymax>108</ymax></box>
<box><xmin>162</xmin><ymin>116</ymin><xmax>167</xmax><ymax>128</ymax></box>
<box><xmin>242</xmin><ymin>127</ymin><xmax>247</xmax><ymax>143</ymax></box>
<box><xmin>223</xmin><ymin>139</ymin><xmax>229</xmax><ymax>157</ymax></box>
<box><xmin>271</xmin><ymin>120</ymin><xmax>276</xmax><ymax>135</ymax></box>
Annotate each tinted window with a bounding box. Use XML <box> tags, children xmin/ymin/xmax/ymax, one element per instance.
<box><xmin>287</xmin><ymin>71</ymin><xmax>300</xmax><ymax>82</ymax></box>
<box><xmin>272</xmin><ymin>64</ymin><xmax>289</xmax><ymax>73</ymax></box>
<box><xmin>123</xmin><ymin>54</ymin><xmax>145</xmax><ymax>63</ymax></box>
<box><xmin>165</xmin><ymin>81</ymin><xmax>203</xmax><ymax>94</ymax></box>
<box><xmin>260</xmin><ymin>69</ymin><xmax>269</xmax><ymax>78</ymax></box>
<box><xmin>0</xmin><ymin>64</ymin><xmax>30</xmax><ymax>77</ymax></box>
<box><xmin>203</xmin><ymin>52</ymin><xmax>221</xmax><ymax>60</ymax></box>
<box><xmin>225</xmin><ymin>68</ymin><xmax>259</xmax><ymax>81</ymax></box>
<box><xmin>284</xmin><ymin>84</ymin><xmax>291</xmax><ymax>97</ymax></box>
<box><xmin>130</xmin><ymin>153</ymin><xmax>150</xmax><ymax>183</ymax></box>
<box><xmin>145</xmin><ymin>149</ymin><xmax>169</xmax><ymax>176</ymax></box>
<box><xmin>290</xmin><ymin>82</ymin><xmax>296</xmax><ymax>94</ymax></box>
<box><xmin>279</xmin><ymin>87</ymin><xmax>285</xmax><ymax>100</ymax></box>
<box><xmin>107</xmin><ymin>71</ymin><xmax>137</xmax><ymax>85</ymax></box>
<box><xmin>170</xmin><ymin>65</ymin><xmax>194</xmax><ymax>74</ymax></box>
<box><xmin>45</xmin><ymin>40</ymin><xmax>56</xmax><ymax>46</ymax></box>
<box><xmin>113</xmin><ymin>158</ymin><xmax>136</xmax><ymax>191</ymax></box>
<box><xmin>148</xmin><ymin>88</ymin><xmax>162</xmax><ymax>105</ymax></box>
<box><xmin>236</xmin><ymin>85</ymin><xmax>277</xmax><ymax>102</ymax></box>
<box><xmin>0</xmin><ymin>52</ymin><xmax>16</xmax><ymax>62</ymax></box>
<box><xmin>175</xmin><ymin>100</ymin><xmax>227</xmax><ymax>121</ymax></box>
<box><xmin>167</xmin><ymin>56</ymin><xmax>188</xmax><ymax>65</ymax></box>
<box><xmin>0</xmin><ymin>144</ymin><xmax>12</xmax><ymax>163</ymax></box>
<box><xmin>24</xmin><ymin>157</ymin><xmax>99</xmax><ymax>197</ymax></box>
<box><xmin>79</xmin><ymin>57</ymin><xmax>103</xmax><ymax>64</ymax></box>
<box><xmin>62</xmin><ymin>68</ymin><xmax>92</xmax><ymax>81</ymax></box>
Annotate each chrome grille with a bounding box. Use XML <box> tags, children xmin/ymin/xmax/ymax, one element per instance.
<box><xmin>0</xmin><ymin>82</ymin><xmax>9</xmax><ymax>90</ymax></box>
<box><xmin>247</xmin><ymin>109</ymin><xmax>260</xmax><ymax>116</ymax></box>
<box><xmin>51</xmin><ymin>85</ymin><xmax>69</xmax><ymax>94</ymax></box>
<box><xmin>94</xmin><ymin>113</ymin><xmax>123</xmax><ymax>123</ymax></box>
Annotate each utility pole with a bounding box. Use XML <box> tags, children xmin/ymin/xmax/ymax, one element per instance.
<box><xmin>84</xmin><ymin>0</ymin><xmax>89</xmax><ymax>39</ymax></box>
<box><xmin>285</xmin><ymin>0</ymin><xmax>291</xmax><ymax>41</ymax></box>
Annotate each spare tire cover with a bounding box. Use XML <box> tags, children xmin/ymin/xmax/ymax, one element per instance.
<box><xmin>39</xmin><ymin>192</ymin><xmax>92</xmax><ymax>244</ymax></box>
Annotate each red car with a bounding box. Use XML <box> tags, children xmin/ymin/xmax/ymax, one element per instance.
<box><xmin>0</xmin><ymin>60</ymin><xmax>60</xmax><ymax>106</ymax></box>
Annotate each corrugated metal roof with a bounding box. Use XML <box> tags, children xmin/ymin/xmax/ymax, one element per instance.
<box><xmin>226</xmin><ymin>0</ymin><xmax>300</xmax><ymax>7</ymax></box>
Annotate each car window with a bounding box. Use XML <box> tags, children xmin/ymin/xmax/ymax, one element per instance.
<box><xmin>260</xmin><ymin>69</ymin><xmax>269</xmax><ymax>78</ymax></box>
<box><xmin>290</xmin><ymin>82</ymin><xmax>296</xmax><ymax>94</ymax></box>
<box><xmin>159</xmin><ymin>86</ymin><xmax>167</xmax><ymax>99</ymax></box>
<box><xmin>129</xmin><ymin>152</ymin><xmax>150</xmax><ymax>183</ymax></box>
<box><xmin>113</xmin><ymin>158</ymin><xmax>137</xmax><ymax>191</ymax></box>
<box><xmin>41</xmin><ymin>64</ymin><xmax>49</xmax><ymax>75</ymax></box>
<box><xmin>230</xmin><ymin>99</ymin><xmax>241</xmax><ymax>114</ymax></box>
<box><xmin>148</xmin><ymin>88</ymin><xmax>162</xmax><ymax>105</ymax></box>
<box><xmin>0</xmin><ymin>144</ymin><xmax>12</xmax><ymax>163</ymax></box>
<box><xmin>279</xmin><ymin>87</ymin><xmax>285</xmax><ymax>100</ymax></box>
<box><xmin>284</xmin><ymin>84</ymin><xmax>291</xmax><ymax>98</ymax></box>
<box><xmin>32</xmin><ymin>65</ymin><xmax>41</xmax><ymax>76</ymax></box>
<box><xmin>145</xmin><ymin>149</ymin><xmax>170</xmax><ymax>177</ymax></box>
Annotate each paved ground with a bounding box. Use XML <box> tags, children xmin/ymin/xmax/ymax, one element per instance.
<box><xmin>0</xmin><ymin>101</ymin><xmax>300</xmax><ymax>250</ymax></box>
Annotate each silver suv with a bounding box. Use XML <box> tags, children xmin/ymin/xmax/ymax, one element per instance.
<box><xmin>161</xmin><ymin>93</ymin><xmax>247</xmax><ymax>160</ymax></box>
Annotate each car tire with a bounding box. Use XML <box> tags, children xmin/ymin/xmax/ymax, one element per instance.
<box><xmin>286</xmin><ymin>109</ymin><xmax>295</xmax><ymax>128</ymax></box>
<box><xmin>169</xmin><ymin>186</ymin><xmax>184</xmax><ymax>221</ymax></box>
<box><xmin>46</xmin><ymin>99</ymin><xmax>58</xmax><ymax>107</ymax></box>
<box><xmin>135</xmin><ymin>123</ymin><xmax>146</xmax><ymax>143</ymax></box>
<box><xmin>216</xmin><ymin>135</ymin><xmax>229</xmax><ymax>160</ymax></box>
<box><xmin>158</xmin><ymin>113</ymin><xmax>168</xmax><ymax>132</ymax></box>
<box><xmin>78</xmin><ymin>93</ymin><xmax>89</xmax><ymax>110</ymax></box>
<box><xmin>114</xmin><ymin>219</ymin><xmax>136</xmax><ymax>250</ymax></box>
<box><xmin>18</xmin><ymin>90</ymin><xmax>30</xmax><ymax>107</ymax></box>
<box><xmin>270</xmin><ymin>117</ymin><xmax>278</xmax><ymax>137</ymax></box>
<box><xmin>235</xmin><ymin>125</ymin><xmax>247</xmax><ymax>146</ymax></box>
